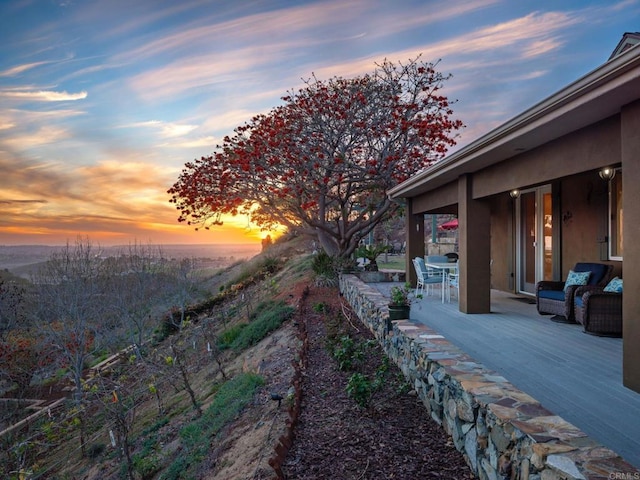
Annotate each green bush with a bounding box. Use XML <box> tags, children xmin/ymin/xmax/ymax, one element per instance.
<box><xmin>258</xmin><ymin>256</ymin><xmax>281</xmax><ymax>274</ymax></box>
<box><xmin>163</xmin><ymin>456</ymin><xmax>187</xmax><ymax>480</ymax></box>
<box><xmin>328</xmin><ymin>335</ymin><xmax>376</xmax><ymax>371</ymax></box>
<box><xmin>311</xmin><ymin>251</ymin><xmax>339</xmax><ymax>286</ymax></box>
<box><xmin>312</xmin><ymin>302</ymin><xmax>329</xmax><ymax>313</ymax></box>
<box><xmin>132</xmin><ymin>450</ymin><xmax>162</xmax><ymax>479</ymax></box>
<box><xmin>217</xmin><ymin>324</ymin><xmax>247</xmax><ymax>349</ymax></box>
<box><xmin>346</xmin><ymin>373</ymin><xmax>372</xmax><ymax>408</ymax></box>
<box><xmin>311</xmin><ymin>251</ymin><xmax>335</xmax><ymax>276</ymax></box>
<box><xmin>180</xmin><ymin>423</ymin><xmax>205</xmax><ymax>454</ymax></box>
<box><xmin>85</xmin><ymin>442</ymin><xmax>105</xmax><ymax>459</ymax></box>
<box><xmin>140</xmin><ymin>416</ymin><xmax>168</xmax><ymax>437</ymax></box>
<box><xmin>346</xmin><ymin>357</ymin><xmax>389</xmax><ymax>409</ymax></box>
<box><xmin>331</xmin><ymin>335</ymin><xmax>359</xmax><ymax>371</ymax></box>
<box><xmin>228</xmin><ymin>300</ymin><xmax>294</xmax><ymax>351</ymax></box>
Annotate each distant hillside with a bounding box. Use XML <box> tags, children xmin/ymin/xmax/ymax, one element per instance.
<box><xmin>0</xmin><ymin>243</ymin><xmax>262</xmax><ymax>279</ymax></box>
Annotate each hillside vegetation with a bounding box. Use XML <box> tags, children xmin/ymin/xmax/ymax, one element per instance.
<box><xmin>1</xmin><ymin>236</ymin><xmax>311</xmax><ymax>479</ymax></box>
<box><xmin>2</xmin><ymin>235</ymin><xmax>474</xmax><ymax>479</ymax></box>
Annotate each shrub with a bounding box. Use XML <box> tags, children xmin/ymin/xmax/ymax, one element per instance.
<box><xmin>217</xmin><ymin>324</ymin><xmax>247</xmax><ymax>349</ymax></box>
<box><xmin>346</xmin><ymin>373</ymin><xmax>372</xmax><ymax>408</ymax></box>
<box><xmin>331</xmin><ymin>335</ymin><xmax>359</xmax><ymax>371</ymax></box>
<box><xmin>85</xmin><ymin>442</ymin><xmax>105</xmax><ymax>459</ymax></box>
<box><xmin>346</xmin><ymin>359</ymin><xmax>389</xmax><ymax>408</ymax></box>
<box><xmin>311</xmin><ymin>251</ymin><xmax>341</xmax><ymax>286</ymax></box>
<box><xmin>228</xmin><ymin>300</ymin><xmax>294</xmax><ymax>351</ymax></box>
<box><xmin>132</xmin><ymin>451</ymin><xmax>162</xmax><ymax>479</ymax></box>
<box><xmin>312</xmin><ymin>302</ymin><xmax>329</xmax><ymax>313</ymax></box>
<box><xmin>328</xmin><ymin>335</ymin><xmax>376</xmax><ymax>371</ymax></box>
<box><xmin>311</xmin><ymin>251</ymin><xmax>335</xmax><ymax>277</ymax></box>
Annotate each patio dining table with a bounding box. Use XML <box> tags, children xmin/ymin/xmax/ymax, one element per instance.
<box><xmin>424</xmin><ymin>261</ymin><xmax>458</xmax><ymax>303</ymax></box>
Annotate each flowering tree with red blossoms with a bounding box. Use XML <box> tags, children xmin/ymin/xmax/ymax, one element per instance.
<box><xmin>169</xmin><ymin>56</ymin><xmax>463</xmax><ymax>257</ymax></box>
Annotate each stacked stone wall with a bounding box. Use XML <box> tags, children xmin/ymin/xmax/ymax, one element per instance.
<box><xmin>339</xmin><ymin>274</ymin><xmax>638</xmax><ymax>480</ymax></box>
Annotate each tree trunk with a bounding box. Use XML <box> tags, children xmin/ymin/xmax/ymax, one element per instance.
<box><xmin>171</xmin><ymin>344</ymin><xmax>202</xmax><ymax>416</ymax></box>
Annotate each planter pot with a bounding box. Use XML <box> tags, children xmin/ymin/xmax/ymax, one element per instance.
<box><xmin>388</xmin><ymin>304</ymin><xmax>410</xmax><ymax>321</ymax></box>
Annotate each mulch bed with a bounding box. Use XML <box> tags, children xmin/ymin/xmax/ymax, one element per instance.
<box><xmin>281</xmin><ymin>286</ymin><xmax>476</xmax><ymax>479</ymax></box>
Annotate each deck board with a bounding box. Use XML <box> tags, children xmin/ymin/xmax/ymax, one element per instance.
<box><xmin>374</xmin><ymin>285</ymin><xmax>640</xmax><ymax>468</ymax></box>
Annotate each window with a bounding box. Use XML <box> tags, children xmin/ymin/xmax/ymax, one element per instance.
<box><xmin>609</xmin><ymin>169</ymin><xmax>622</xmax><ymax>260</ymax></box>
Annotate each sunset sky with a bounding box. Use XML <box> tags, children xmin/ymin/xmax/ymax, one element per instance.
<box><xmin>1</xmin><ymin>0</ymin><xmax>638</xmax><ymax>246</ymax></box>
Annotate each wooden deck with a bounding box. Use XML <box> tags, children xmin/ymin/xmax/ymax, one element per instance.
<box><xmin>374</xmin><ymin>284</ymin><xmax>640</xmax><ymax>469</ymax></box>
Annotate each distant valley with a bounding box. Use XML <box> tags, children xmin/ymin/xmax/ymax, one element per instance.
<box><xmin>0</xmin><ymin>243</ymin><xmax>262</xmax><ymax>279</ymax></box>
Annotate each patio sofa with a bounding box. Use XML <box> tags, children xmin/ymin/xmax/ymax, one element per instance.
<box><xmin>574</xmin><ymin>277</ymin><xmax>623</xmax><ymax>337</ymax></box>
<box><xmin>536</xmin><ymin>262</ymin><xmax>613</xmax><ymax>323</ymax></box>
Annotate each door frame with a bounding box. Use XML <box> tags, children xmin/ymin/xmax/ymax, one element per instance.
<box><xmin>515</xmin><ymin>185</ymin><xmax>552</xmax><ymax>295</ymax></box>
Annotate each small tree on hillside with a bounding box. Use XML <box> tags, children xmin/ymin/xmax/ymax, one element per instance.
<box><xmin>0</xmin><ymin>278</ymin><xmax>27</xmax><ymax>342</ymax></box>
<box><xmin>166</xmin><ymin>257</ymin><xmax>201</xmax><ymax>332</ymax></box>
<box><xmin>169</xmin><ymin>56</ymin><xmax>463</xmax><ymax>257</ymax></box>
<box><xmin>87</xmin><ymin>369</ymin><xmax>138</xmax><ymax>480</ymax></box>
<box><xmin>33</xmin><ymin>238</ymin><xmax>107</xmax><ymax>456</ymax></box>
<box><xmin>105</xmin><ymin>242</ymin><xmax>169</xmax><ymax>357</ymax></box>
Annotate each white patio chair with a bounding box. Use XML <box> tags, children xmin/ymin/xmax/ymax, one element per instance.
<box><xmin>447</xmin><ymin>261</ymin><xmax>459</xmax><ymax>302</ymax></box>
<box><xmin>413</xmin><ymin>257</ymin><xmax>443</xmax><ymax>296</ymax></box>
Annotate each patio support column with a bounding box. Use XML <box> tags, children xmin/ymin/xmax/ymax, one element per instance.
<box><xmin>621</xmin><ymin>99</ymin><xmax>640</xmax><ymax>393</ymax></box>
<box><xmin>405</xmin><ymin>198</ymin><xmax>425</xmax><ymax>287</ymax></box>
<box><xmin>458</xmin><ymin>174</ymin><xmax>491</xmax><ymax>313</ymax></box>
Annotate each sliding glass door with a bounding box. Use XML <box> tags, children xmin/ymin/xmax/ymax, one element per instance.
<box><xmin>516</xmin><ymin>186</ymin><xmax>553</xmax><ymax>295</ymax></box>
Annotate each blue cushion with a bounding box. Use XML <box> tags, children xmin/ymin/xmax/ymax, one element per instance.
<box><xmin>414</xmin><ymin>257</ymin><xmax>427</xmax><ymax>273</ymax></box>
<box><xmin>538</xmin><ymin>289</ymin><xmax>566</xmax><ymax>301</ymax></box>
<box><xmin>574</xmin><ymin>263</ymin><xmax>608</xmax><ymax>286</ymax></box>
<box><xmin>603</xmin><ymin>277</ymin><xmax>623</xmax><ymax>293</ymax></box>
<box><xmin>575</xmin><ymin>296</ymin><xmax>584</xmax><ymax>308</ymax></box>
<box><xmin>564</xmin><ymin>270</ymin><xmax>591</xmax><ymax>292</ymax></box>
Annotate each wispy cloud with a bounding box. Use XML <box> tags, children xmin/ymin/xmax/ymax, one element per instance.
<box><xmin>124</xmin><ymin>120</ymin><xmax>199</xmax><ymax>138</ymax></box>
<box><xmin>159</xmin><ymin>136</ymin><xmax>218</xmax><ymax>149</ymax></box>
<box><xmin>0</xmin><ymin>199</ymin><xmax>48</xmax><ymax>205</ymax></box>
<box><xmin>1</xmin><ymin>125</ymin><xmax>71</xmax><ymax>149</ymax></box>
<box><xmin>0</xmin><ymin>89</ymin><xmax>88</xmax><ymax>101</ymax></box>
<box><xmin>610</xmin><ymin>0</ymin><xmax>639</xmax><ymax>12</ymax></box>
<box><xmin>123</xmin><ymin>0</ymin><xmax>500</xmax><ymax>102</ymax></box>
<box><xmin>0</xmin><ymin>61</ymin><xmax>52</xmax><ymax>77</ymax></box>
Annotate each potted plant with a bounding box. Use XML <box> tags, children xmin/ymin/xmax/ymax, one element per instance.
<box><xmin>388</xmin><ymin>282</ymin><xmax>413</xmax><ymax>321</ymax></box>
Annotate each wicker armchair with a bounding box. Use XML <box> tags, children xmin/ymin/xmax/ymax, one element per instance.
<box><xmin>574</xmin><ymin>285</ymin><xmax>622</xmax><ymax>337</ymax></box>
<box><xmin>536</xmin><ymin>262</ymin><xmax>613</xmax><ymax>323</ymax></box>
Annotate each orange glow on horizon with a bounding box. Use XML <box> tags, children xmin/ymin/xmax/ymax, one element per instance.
<box><xmin>0</xmin><ymin>217</ymin><xmax>272</xmax><ymax>246</ymax></box>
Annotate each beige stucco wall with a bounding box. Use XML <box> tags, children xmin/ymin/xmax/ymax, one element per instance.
<box><xmin>489</xmin><ymin>196</ymin><xmax>512</xmax><ymax>292</ymax></box>
<box><xmin>473</xmin><ymin>116</ymin><xmax>621</xmax><ymax>200</ymax></box>
<box><xmin>558</xmin><ymin>172</ymin><xmax>621</xmax><ymax>278</ymax></box>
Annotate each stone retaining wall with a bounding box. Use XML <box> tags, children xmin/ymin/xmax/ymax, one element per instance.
<box><xmin>339</xmin><ymin>274</ymin><xmax>638</xmax><ymax>480</ymax></box>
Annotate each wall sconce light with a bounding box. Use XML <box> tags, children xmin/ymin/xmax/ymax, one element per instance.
<box><xmin>509</xmin><ymin>189</ymin><xmax>520</xmax><ymax>199</ymax></box>
<box><xmin>598</xmin><ymin>167</ymin><xmax>616</xmax><ymax>181</ymax></box>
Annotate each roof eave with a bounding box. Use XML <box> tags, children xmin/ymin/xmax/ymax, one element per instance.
<box><xmin>390</xmin><ymin>43</ymin><xmax>640</xmax><ymax>199</ymax></box>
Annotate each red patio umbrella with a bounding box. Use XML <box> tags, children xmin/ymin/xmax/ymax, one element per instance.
<box><xmin>439</xmin><ymin>218</ymin><xmax>458</xmax><ymax>230</ymax></box>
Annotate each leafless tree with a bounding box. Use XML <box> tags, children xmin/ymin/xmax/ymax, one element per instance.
<box><xmin>165</xmin><ymin>257</ymin><xmax>202</xmax><ymax>332</ymax></box>
<box><xmin>32</xmin><ymin>237</ymin><xmax>108</xmax><ymax>456</ymax></box>
<box><xmin>0</xmin><ymin>278</ymin><xmax>27</xmax><ymax>342</ymax></box>
<box><xmin>105</xmin><ymin>242</ymin><xmax>170</xmax><ymax>358</ymax></box>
